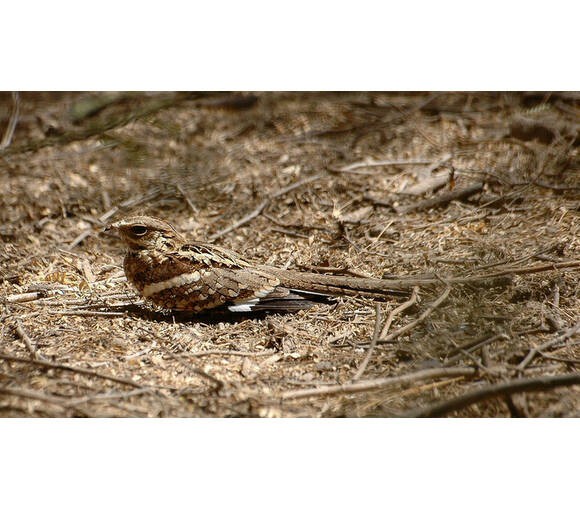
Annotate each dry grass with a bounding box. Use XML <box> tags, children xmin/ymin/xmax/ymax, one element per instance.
<box><xmin>1</xmin><ymin>91</ymin><xmax>578</xmax><ymax>417</ymax></box>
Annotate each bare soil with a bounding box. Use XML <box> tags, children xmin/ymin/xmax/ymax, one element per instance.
<box><xmin>0</xmin><ymin>91</ymin><xmax>578</xmax><ymax>417</ymax></box>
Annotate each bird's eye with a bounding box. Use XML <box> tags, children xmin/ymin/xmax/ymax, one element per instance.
<box><xmin>131</xmin><ymin>225</ymin><xmax>148</xmax><ymax>236</ymax></box>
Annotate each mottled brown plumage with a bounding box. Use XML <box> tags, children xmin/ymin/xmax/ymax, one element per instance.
<box><xmin>108</xmin><ymin>216</ymin><xmax>408</xmax><ymax>313</ymax></box>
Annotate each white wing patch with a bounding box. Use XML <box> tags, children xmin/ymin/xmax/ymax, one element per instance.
<box><xmin>254</xmin><ymin>287</ymin><xmax>275</xmax><ymax>298</ymax></box>
<box><xmin>288</xmin><ymin>288</ymin><xmax>328</xmax><ymax>297</ymax></box>
<box><xmin>228</xmin><ymin>297</ymin><xmax>260</xmax><ymax>312</ymax></box>
<box><xmin>142</xmin><ymin>271</ymin><xmax>202</xmax><ymax>297</ymax></box>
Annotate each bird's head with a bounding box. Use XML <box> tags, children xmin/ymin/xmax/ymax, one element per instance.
<box><xmin>106</xmin><ymin>216</ymin><xmax>186</xmax><ymax>251</ymax></box>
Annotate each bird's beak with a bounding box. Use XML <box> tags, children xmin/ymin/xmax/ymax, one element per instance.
<box><xmin>104</xmin><ymin>221</ymin><xmax>121</xmax><ymax>234</ymax></box>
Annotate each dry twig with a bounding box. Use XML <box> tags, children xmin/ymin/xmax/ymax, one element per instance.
<box><xmin>281</xmin><ymin>366</ymin><xmax>476</xmax><ymax>400</ymax></box>
<box><xmin>379</xmin><ymin>286</ymin><xmax>420</xmax><ymax>340</ymax></box>
<box><xmin>333</xmin><ymin>158</ymin><xmax>434</xmax><ymax>174</ymax></box>
<box><xmin>403</xmin><ymin>373</ymin><xmax>580</xmax><ymax>417</ymax></box>
<box><xmin>66</xmin><ymin>388</ymin><xmax>152</xmax><ymax>406</ymax></box>
<box><xmin>0</xmin><ymin>353</ymin><xmax>144</xmax><ymax>389</ymax></box>
<box><xmin>68</xmin><ymin>189</ymin><xmax>163</xmax><ymax>249</ymax></box>
<box><xmin>378</xmin><ymin>286</ymin><xmax>451</xmax><ymax>343</ymax></box>
<box><xmin>209</xmin><ymin>200</ymin><xmax>269</xmax><ymax>242</ymax></box>
<box><xmin>517</xmin><ymin>321</ymin><xmax>580</xmax><ymax>372</ymax></box>
<box><xmin>0</xmin><ymin>92</ymin><xmax>20</xmax><ymax>150</ymax></box>
<box><xmin>178</xmin><ymin>349</ymin><xmax>277</xmax><ymax>358</ymax></box>
<box><xmin>352</xmin><ymin>287</ymin><xmax>420</xmax><ymax>381</ymax></box>
<box><xmin>0</xmin><ymin>386</ymin><xmax>87</xmax><ymax>414</ymax></box>
<box><xmin>351</xmin><ymin>303</ymin><xmax>382</xmax><ymax>382</ymax></box>
<box><xmin>443</xmin><ymin>333</ymin><xmax>509</xmax><ymax>366</ymax></box>
<box><xmin>15</xmin><ymin>320</ymin><xmax>45</xmax><ymax>361</ymax></box>
<box><xmin>3</xmin><ymin>292</ymin><xmax>46</xmax><ymax>304</ymax></box>
<box><xmin>48</xmin><ymin>310</ymin><xmax>126</xmax><ymax>317</ymax></box>
<box><xmin>400</xmin><ymin>173</ymin><xmax>449</xmax><ymax>196</ymax></box>
<box><xmin>393</xmin><ymin>183</ymin><xmax>484</xmax><ymax>214</ymax></box>
<box><xmin>0</xmin><ymin>385</ymin><xmax>152</xmax><ymax>416</ymax></box>
<box><xmin>398</xmin><ymin>154</ymin><xmax>454</xmax><ymax>195</ymax></box>
<box><xmin>209</xmin><ymin>174</ymin><xmax>322</xmax><ymax>241</ymax></box>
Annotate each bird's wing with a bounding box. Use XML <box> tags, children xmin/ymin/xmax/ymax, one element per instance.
<box><xmin>140</xmin><ymin>244</ymin><xmax>285</xmax><ymax>311</ymax></box>
<box><xmin>142</xmin><ymin>243</ymin><xmax>335</xmax><ymax>313</ymax></box>
<box><xmin>176</xmin><ymin>242</ymin><xmax>252</xmax><ymax>269</ymax></box>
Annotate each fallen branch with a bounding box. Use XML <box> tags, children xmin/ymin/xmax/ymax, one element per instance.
<box><xmin>281</xmin><ymin>366</ymin><xmax>476</xmax><ymax>400</ymax></box>
<box><xmin>394</xmin><ymin>182</ymin><xmax>484</xmax><ymax>214</ymax></box>
<box><xmin>403</xmin><ymin>372</ymin><xmax>580</xmax><ymax>417</ymax></box>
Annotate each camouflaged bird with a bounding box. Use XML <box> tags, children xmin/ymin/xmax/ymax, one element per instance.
<box><xmin>107</xmin><ymin>216</ymin><xmax>409</xmax><ymax>313</ymax></box>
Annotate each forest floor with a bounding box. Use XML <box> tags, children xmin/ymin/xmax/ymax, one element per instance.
<box><xmin>1</xmin><ymin>91</ymin><xmax>578</xmax><ymax>417</ymax></box>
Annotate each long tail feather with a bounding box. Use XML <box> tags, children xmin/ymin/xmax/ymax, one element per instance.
<box><xmin>260</xmin><ymin>267</ymin><xmax>412</xmax><ymax>298</ymax></box>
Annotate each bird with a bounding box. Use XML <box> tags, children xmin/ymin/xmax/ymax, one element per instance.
<box><xmin>106</xmin><ymin>215</ymin><xmax>411</xmax><ymax>314</ymax></box>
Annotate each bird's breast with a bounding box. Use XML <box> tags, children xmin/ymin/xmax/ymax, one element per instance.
<box><xmin>123</xmin><ymin>250</ymin><xmax>175</xmax><ymax>292</ymax></box>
